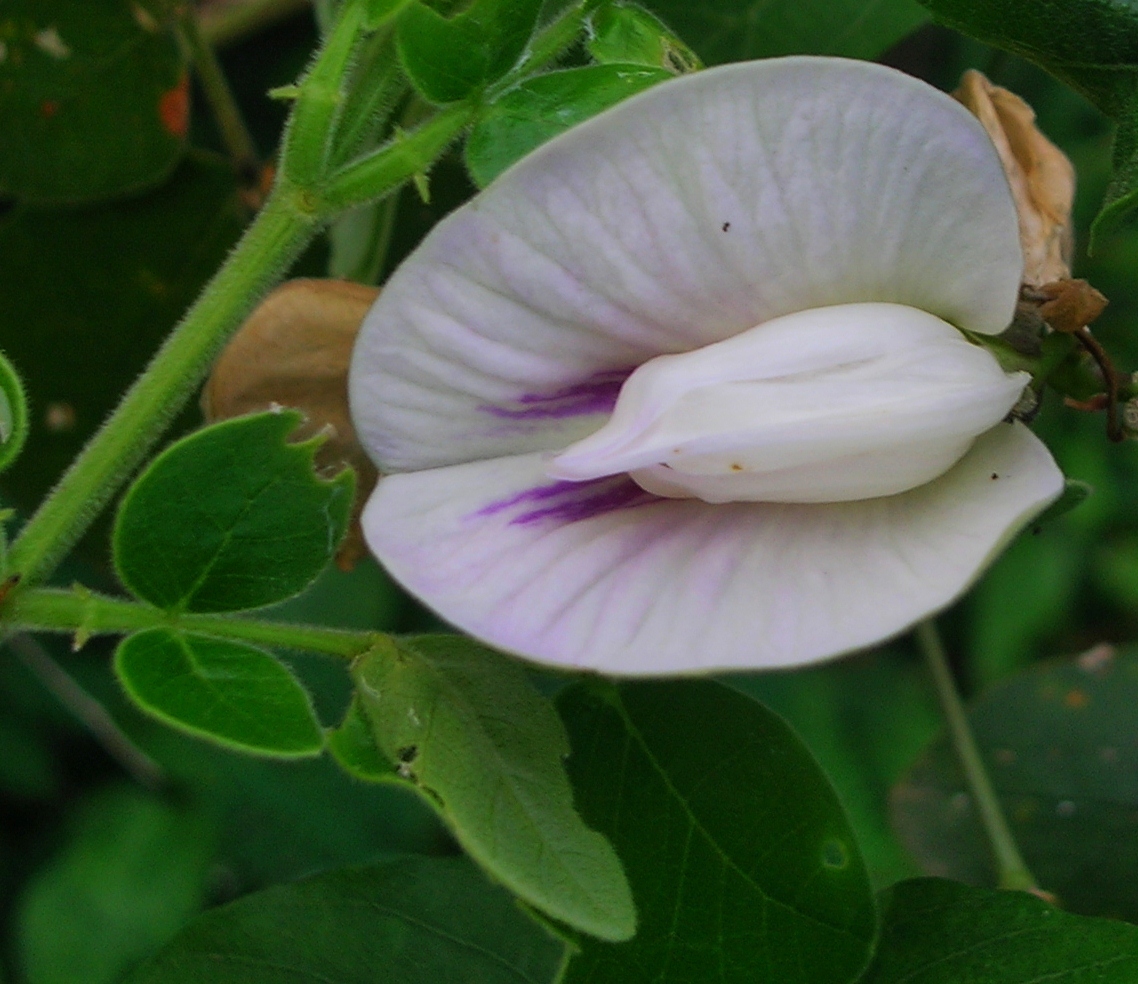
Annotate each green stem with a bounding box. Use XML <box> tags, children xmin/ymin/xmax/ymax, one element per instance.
<box><xmin>916</xmin><ymin>619</ymin><xmax>1039</xmax><ymax>893</ymax></box>
<box><xmin>323</xmin><ymin>103</ymin><xmax>473</xmax><ymax>209</ymax></box>
<box><xmin>280</xmin><ymin>0</ymin><xmax>365</xmax><ymax>187</ymax></box>
<box><xmin>179</xmin><ymin>6</ymin><xmax>260</xmax><ymax>180</ymax></box>
<box><xmin>7</xmin><ymin>588</ymin><xmax>378</xmax><ymax>660</ymax></box>
<box><xmin>8</xmin><ymin>188</ymin><xmax>321</xmax><ymax>587</ymax></box>
<box><xmin>200</xmin><ymin>0</ymin><xmax>311</xmax><ymax>49</ymax></box>
<box><xmin>518</xmin><ymin>0</ymin><xmax>597</xmax><ymax>76</ymax></box>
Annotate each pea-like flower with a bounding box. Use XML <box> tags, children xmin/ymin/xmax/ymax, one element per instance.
<box><xmin>349</xmin><ymin>57</ymin><xmax>1064</xmax><ymax>675</ymax></box>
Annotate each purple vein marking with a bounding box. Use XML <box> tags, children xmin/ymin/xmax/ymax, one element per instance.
<box><xmin>480</xmin><ymin>368</ymin><xmax>633</xmax><ymax>421</ymax></box>
<box><xmin>476</xmin><ymin>475</ymin><xmax>660</xmax><ymax>527</ymax></box>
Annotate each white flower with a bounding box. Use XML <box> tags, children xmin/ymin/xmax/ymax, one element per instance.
<box><xmin>348</xmin><ymin>57</ymin><xmax>1065</xmax><ymax>676</ymax></box>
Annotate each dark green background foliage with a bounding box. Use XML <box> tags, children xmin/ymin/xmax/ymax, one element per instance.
<box><xmin>0</xmin><ymin>0</ymin><xmax>188</xmax><ymax>204</ymax></box>
<box><xmin>5</xmin><ymin>0</ymin><xmax>1138</xmax><ymax>982</ymax></box>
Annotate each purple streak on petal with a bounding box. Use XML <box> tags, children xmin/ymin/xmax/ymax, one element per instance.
<box><xmin>480</xmin><ymin>368</ymin><xmax>633</xmax><ymax>420</ymax></box>
<box><xmin>475</xmin><ymin>475</ymin><xmax>660</xmax><ymax>527</ymax></box>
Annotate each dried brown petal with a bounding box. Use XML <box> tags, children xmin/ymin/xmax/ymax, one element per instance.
<box><xmin>203</xmin><ymin>278</ymin><xmax>380</xmax><ymax>570</ymax></box>
<box><xmin>1036</xmin><ymin>278</ymin><xmax>1109</xmax><ymax>334</ymax></box>
<box><xmin>954</xmin><ymin>70</ymin><xmax>1076</xmax><ymax>286</ymax></box>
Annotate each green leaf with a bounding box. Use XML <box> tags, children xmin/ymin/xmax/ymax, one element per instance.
<box><xmin>967</xmin><ymin>528</ymin><xmax>1082</xmax><ymax>686</ymax></box>
<box><xmin>16</xmin><ymin>785</ymin><xmax>213</xmax><ymax>984</ymax></box>
<box><xmin>1034</xmin><ymin>479</ymin><xmax>1093</xmax><ymax>528</ymax></box>
<box><xmin>326</xmin><ymin>694</ymin><xmax>396</xmax><ymax>782</ymax></box>
<box><xmin>891</xmin><ymin>645</ymin><xmax>1138</xmax><ymax>921</ymax></box>
<box><xmin>115</xmin><ymin>628</ymin><xmax>324</xmax><ymax>758</ymax></box>
<box><xmin>914</xmin><ymin>0</ymin><xmax>1137</xmax><ymax>116</ymax></box>
<box><xmin>0</xmin><ymin>0</ymin><xmax>188</xmax><ymax>204</ymax></box>
<box><xmin>861</xmin><ymin>878</ymin><xmax>1138</xmax><ymax>983</ymax></box>
<box><xmin>0</xmin><ymin>152</ymin><xmax>248</xmax><ymax>521</ymax></box>
<box><xmin>123</xmin><ymin>856</ymin><xmax>569</xmax><ymax>984</ymax></box>
<box><xmin>912</xmin><ymin>0</ymin><xmax>1138</xmax><ymax>240</ymax></box>
<box><xmin>638</xmin><ymin>0</ymin><xmax>928</xmax><ymax>64</ymax></box>
<box><xmin>0</xmin><ymin>349</ymin><xmax>28</xmax><ymax>473</ymax></box>
<box><xmin>1096</xmin><ymin>97</ymin><xmax>1138</xmax><ymax>242</ymax></box>
<box><xmin>733</xmin><ymin>651</ymin><xmax>940</xmax><ymax>888</ymax></box>
<box><xmin>586</xmin><ymin>2</ymin><xmax>700</xmax><ymax>71</ymax></box>
<box><xmin>354</xmin><ymin>635</ymin><xmax>636</xmax><ymax>942</ymax></box>
<box><xmin>114</xmin><ymin>411</ymin><xmax>353</xmax><ymax>613</ymax></box>
<box><xmin>558</xmin><ymin>680</ymin><xmax>878</xmax><ymax>984</ymax></box>
<box><xmin>397</xmin><ymin>0</ymin><xmax>544</xmax><ymax>103</ymax></box>
<box><xmin>465</xmin><ymin>64</ymin><xmax>673</xmax><ymax>187</ymax></box>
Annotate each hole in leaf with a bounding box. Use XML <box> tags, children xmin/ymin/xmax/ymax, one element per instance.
<box><xmin>821</xmin><ymin>838</ymin><xmax>849</xmax><ymax>870</ymax></box>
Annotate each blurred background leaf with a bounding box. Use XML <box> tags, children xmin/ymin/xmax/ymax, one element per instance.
<box><xmin>637</xmin><ymin>0</ymin><xmax>929</xmax><ymax>64</ymax></box>
<box><xmin>892</xmin><ymin>645</ymin><xmax>1138</xmax><ymax>922</ymax></box>
<box><xmin>0</xmin><ymin>0</ymin><xmax>188</xmax><ymax>204</ymax></box>
<box><xmin>14</xmin><ymin>785</ymin><xmax>213</xmax><ymax>984</ymax></box>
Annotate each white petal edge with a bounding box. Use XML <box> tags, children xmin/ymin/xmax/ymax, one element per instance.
<box><xmin>362</xmin><ymin>422</ymin><xmax>1063</xmax><ymax>676</ymax></box>
<box><xmin>350</xmin><ymin>57</ymin><xmax>1023</xmax><ymax>473</ymax></box>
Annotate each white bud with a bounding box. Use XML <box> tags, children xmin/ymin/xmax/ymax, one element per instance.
<box><xmin>549</xmin><ymin>302</ymin><xmax>1028</xmax><ymax>504</ymax></box>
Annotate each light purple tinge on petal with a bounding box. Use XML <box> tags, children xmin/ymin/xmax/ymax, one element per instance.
<box><xmin>362</xmin><ymin>424</ymin><xmax>1064</xmax><ymax>676</ymax></box>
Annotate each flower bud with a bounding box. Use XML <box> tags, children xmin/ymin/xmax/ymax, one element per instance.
<box><xmin>549</xmin><ymin>303</ymin><xmax>1028</xmax><ymax>503</ymax></box>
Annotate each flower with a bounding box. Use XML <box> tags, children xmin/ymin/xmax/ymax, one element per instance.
<box><xmin>348</xmin><ymin>57</ymin><xmax>1065</xmax><ymax>675</ymax></box>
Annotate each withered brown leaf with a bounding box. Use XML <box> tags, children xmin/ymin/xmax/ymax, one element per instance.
<box><xmin>954</xmin><ymin>70</ymin><xmax>1075</xmax><ymax>287</ymax></box>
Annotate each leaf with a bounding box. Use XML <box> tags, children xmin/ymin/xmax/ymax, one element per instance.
<box><xmin>638</xmin><ymin>0</ymin><xmax>929</xmax><ymax>65</ymax></box>
<box><xmin>967</xmin><ymin>527</ymin><xmax>1082</xmax><ymax>686</ymax></box>
<box><xmin>891</xmin><ymin>645</ymin><xmax>1138</xmax><ymax>921</ymax></box>
<box><xmin>115</xmin><ymin>628</ymin><xmax>324</xmax><ymax>758</ymax></box>
<box><xmin>353</xmin><ymin>634</ymin><xmax>636</xmax><ymax>942</ymax></box>
<box><xmin>732</xmin><ymin>651</ymin><xmax>940</xmax><ymax>888</ymax></box>
<box><xmin>586</xmin><ymin>3</ymin><xmax>701</xmax><ymax>71</ymax></box>
<box><xmin>465</xmin><ymin>64</ymin><xmax>673</xmax><ymax>188</ymax></box>
<box><xmin>0</xmin><ymin>349</ymin><xmax>28</xmax><ymax>473</ymax></box>
<box><xmin>114</xmin><ymin>411</ymin><xmax>354</xmax><ymax>613</ymax></box>
<box><xmin>0</xmin><ymin>0</ymin><xmax>188</xmax><ymax>204</ymax></box>
<box><xmin>558</xmin><ymin>680</ymin><xmax>878</xmax><ymax>984</ymax></box>
<box><xmin>861</xmin><ymin>878</ymin><xmax>1138</xmax><ymax>983</ymax></box>
<box><xmin>913</xmin><ymin>0</ymin><xmax>1138</xmax><ymax>239</ymax></box>
<box><xmin>1034</xmin><ymin>479</ymin><xmax>1093</xmax><ymax>528</ymax></box>
<box><xmin>123</xmin><ymin>856</ymin><xmax>569</xmax><ymax>984</ymax></box>
<box><xmin>397</xmin><ymin>0</ymin><xmax>544</xmax><ymax>103</ymax></box>
<box><xmin>0</xmin><ymin>152</ymin><xmax>248</xmax><ymax>520</ymax></box>
<box><xmin>201</xmin><ymin>279</ymin><xmax>379</xmax><ymax>571</ymax></box>
<box><xmin>326</xmin><ymin>694</ymin><xmax>395</xmax><ymax>782</ymax></box>
<box><xmin>16</xmin><ymin>785</ymin><xmax>213</xmax><ymax>984</ymax></box>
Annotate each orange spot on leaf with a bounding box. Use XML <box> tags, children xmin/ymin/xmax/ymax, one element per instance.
<box><xmin>158</xmin><ymin>72</ymin><xmax>189</xmax><ymax>138</ymax></box>
<box><xmin>40</xmin><ymin>99</ymin><xmax>59</xmax><ymax>118</ymax></box>
<box><xmin>1063</xmin><ymin>688</ymin><xmax>1090</xmax><ymax>709</ymax></box>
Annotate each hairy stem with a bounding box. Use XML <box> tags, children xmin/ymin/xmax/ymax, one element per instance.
<box><xmin>8</xmin><ymin>189</ymin><xmax>321</xmax><ymax>587</ymax></box>
<box><xmin>916</xmin><ymin>619</ymin><xmax>1039</xmax><ymax>893</ymax></box>
<box><xmin>6</xmin><ymin>588</ymin><xmax>378</xmax><ymax>660</ymax></box>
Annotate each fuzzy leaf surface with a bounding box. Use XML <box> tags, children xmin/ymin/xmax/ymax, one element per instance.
<box><xmin>114</xmin><ymin>411</ymin><xmax>353</xmax><ymax>613</ymax></box>
<box><xmin>115</xmin><ymin>629</ymin><xmax>324</xmax><ymax>758</ymax></box>
<box><xmin>354</xmin><ymin>635</ymin><xmax>635</xmax><ymax>942</ymax></box>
